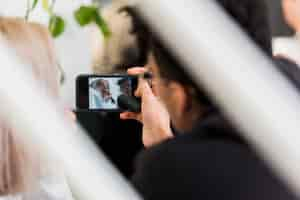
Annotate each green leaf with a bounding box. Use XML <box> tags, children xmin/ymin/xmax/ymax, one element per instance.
<box><xmin>49</xmin><ymin>15</ymin><xmax>65</xmax><ymax>38</ymax></box>
<box><xmin>74</xmin><ymin>5</ymin><xmax>111</xmax><ymax>39</ymax></box>
<box><xmin>41</xmin><ymin>0</ymin><xmax>50</xmax><ymax>12</ymax></box>
<box><xmin>94</xmin><ymin>12</ymin><xmax>111</xmax><ymax>38</ymax></box>
<box><xmin>32</xmin><ymin>0</ymin><xmax>39</xmax><ymax>10</ymax></box>
<box><xmin>74</xmin><ymin>6</ymin><xmax>97</xmax><ymax>26</ymax></box>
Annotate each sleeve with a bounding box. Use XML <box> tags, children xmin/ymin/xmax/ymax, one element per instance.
<box><xmin>131</xmin><ymin>141</ymin><xmax>297</xmax><ymax>200</ymax></box>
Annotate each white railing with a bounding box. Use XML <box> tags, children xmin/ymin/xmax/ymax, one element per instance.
<box><xmin>0</xmin><ymin>0</ymin><xmax>299</xmax><ymax>199</ymax></box>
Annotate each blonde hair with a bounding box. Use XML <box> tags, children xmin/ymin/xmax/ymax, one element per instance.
<box><xmin>0</xmin><ymin>17</ymin><xmax>60</xmax><ymax>97</ymax></box>
<box><xmin>0</xmin><ymin>17</ymin><xmax>60</xmax><ymax>195</ymax></box>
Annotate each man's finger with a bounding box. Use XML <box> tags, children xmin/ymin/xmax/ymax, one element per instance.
<box><xmin>127</xmin><ymin>67</ymin><xmax>148</xmax><ymax>75</ymax></box>
<box><xmin>120</xmin><ymin>112</ymin><xmax>142</xmax><ymax>122</ymax></box>
<box><xmin>135</xmin><ymin>77</ymin><xmax>149</xmax><ymax>97</ymax></box>
<box><xmin>120</xmin><ymin>112</ymin><xmax>135</xmax><ymax>119</ymax></box>
<box><xmin>140</xmin><ymin>78</ymin><xmax>155</xmax><ymax>98</ymax></box>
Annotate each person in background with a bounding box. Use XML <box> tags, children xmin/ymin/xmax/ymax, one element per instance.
<box><xmin>273</xmin><ymin>0</ymin><xmax>300</xmax><ymax>64</ymax></box>
<box><xmin>271</xmin><ymin>0</ymin><xmax>300</xmax><ymax>89</ymax></box>
<box><xmin>90</xmin><ymin>79</ymin><xmax>116</xmax><ymax>109</ymax></box>
<box><xmin>120</xmin><ymin>0</ymin><xmax>299</xmax><ymax>199</ymax></box>
<box><xmin>118</xmin><ymin>78</ymin><xmax>131</xmax><ymax>96</ymax></box>
<box><xmin>282</xmin><ymin>0</ymin><xmax>300</xmax><ymax>32</ymax></box>
<box><xmin>0</xmin><ymin>17</ymin><xmax>73</xmax><ymax>199</ymax></box>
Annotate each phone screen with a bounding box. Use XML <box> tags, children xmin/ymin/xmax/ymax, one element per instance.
<box><xmin>76</xmin><ymin>75</ymin><xmax>137</xmax><ymax>111</ymax></box>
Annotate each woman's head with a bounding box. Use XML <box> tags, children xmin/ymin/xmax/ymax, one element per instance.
<box><xmin>0</xmin><ymin>17</ymin><xmax>60</xmax><ymax>195</ymax></box>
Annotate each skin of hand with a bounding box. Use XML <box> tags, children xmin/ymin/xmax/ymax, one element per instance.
<box><xmin>120</xmin><ymin>67</ymin><xmax>173</xmax><ymax>148</ymax></box>
<box><xmin>65</xmin><ymin>109</ymin><xmax>77</xmax><ymax>122</ymax></box>
<box><xmin>282</xmin><ymin>0</ymin><xmax>300</xmax><ymax>32</ymax></box>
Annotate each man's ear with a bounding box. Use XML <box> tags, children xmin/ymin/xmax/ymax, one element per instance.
<box><xmin>168</xmin><ymin>82</ymin><xmax>189</xmax><ymax>116</ymax></box>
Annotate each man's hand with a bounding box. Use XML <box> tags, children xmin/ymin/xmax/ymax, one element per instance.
<box><xmin>120</xmin><ymin>67</ymin><xmax>173</xmax><ymax>148</ymax></box>
<box><xmin>283</xmin><ymin>0</ymin><xmax>300</xmax><ymax>32</ymax></box>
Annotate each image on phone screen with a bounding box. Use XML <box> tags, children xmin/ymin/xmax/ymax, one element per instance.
<box><xmin>89</xmin><ymin>77</ymin><xmax>133</xmax><ymax>110</ymax></box>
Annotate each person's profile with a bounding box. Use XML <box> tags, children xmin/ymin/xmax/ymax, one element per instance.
<box><xmin>89</xmin><ymin>77</ymin><xmax>132</xmax><ymax>110</ymax></box>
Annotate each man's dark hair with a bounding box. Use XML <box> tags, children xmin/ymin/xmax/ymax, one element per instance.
<box><xmin>217</xmin><ymin>0</ymin><xmax>272</xmax><ymax>55</ymax></box>
<box><xmin>122</xmin><ymin>0</ymin><xmax>272</xmax><ymax>106</ymax></box>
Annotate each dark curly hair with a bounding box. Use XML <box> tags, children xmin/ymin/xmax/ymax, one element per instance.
<box><xmin>121</xmin><ymin>0</ymin><xmax>272</xmax><ymax>106</ymax></box>
<box><xmin>217</xmin><ymin>0</ymin><xmax>272</xmax><ymax>55</ymax></box>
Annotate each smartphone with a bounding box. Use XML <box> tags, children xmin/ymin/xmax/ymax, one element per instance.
<box><xmin>76</xmin><ymin>74</ymin><xmax>139</xmax><ymax>112</ymax></box>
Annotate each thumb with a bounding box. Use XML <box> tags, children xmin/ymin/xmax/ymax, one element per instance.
<box><xmin>139</xmin><ymin>78</ymin><xmax>156</xmax><ymax>101</ymax></box>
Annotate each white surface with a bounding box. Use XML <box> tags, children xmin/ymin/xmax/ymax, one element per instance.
<box><xmin>273</xmin><ymin>36</ymin><xmax>300</xmax><ymax>65</ymax></box>
<box><xmin>0</xmin><ymin>0</ymin><xmax>93</xmax><ymax>108</ymax></box>
<box><xmin>136</xmin><ymin>0</ymin><xmax>300</xmax><ymax>196</ymax></box>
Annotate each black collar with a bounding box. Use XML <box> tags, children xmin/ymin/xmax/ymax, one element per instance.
<box><xmin>183</xmin><ymin>111</ymin><xmax>247</xmax><ymax>145</ymax></box>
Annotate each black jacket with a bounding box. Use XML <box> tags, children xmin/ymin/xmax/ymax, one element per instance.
<box><xmin>132</xmin><ymin>113</ymin><xmax>297</xmax><ymax>200</ymax></box>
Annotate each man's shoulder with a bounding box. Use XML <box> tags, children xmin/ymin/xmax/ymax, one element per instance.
<box><xmin>133</xmin><ymin>114</ymin><xmax>297</xmax><ymax>199</ymax></box>
<box><xmin>133</xmin><ymin>135</ymin><xmax>296</xmax><ymax>200</ymax></box>
<box><xmin>136</xmin><ymin>134</ymin><xmax>250</xmax><ymax>168</ymax></box>
<box><xmin>137</xmin><ymin>116</ymin><xmax>246</xmax><ymax>164</ymax></box>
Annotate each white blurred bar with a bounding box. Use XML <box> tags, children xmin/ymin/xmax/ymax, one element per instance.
<box><xmin>0</xmin><ymin>0</ymin><xmax>300</xmax><ymax>199</ymax></box>
<box><xmin>0</xmin><ymin>41</ymin><xmax>140</xmax><ymax>200</ymax></box>
<box><xmin>136</xmin><ymin>0</ymin><xmax>300</xmax><ymax>196</ymax></box>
